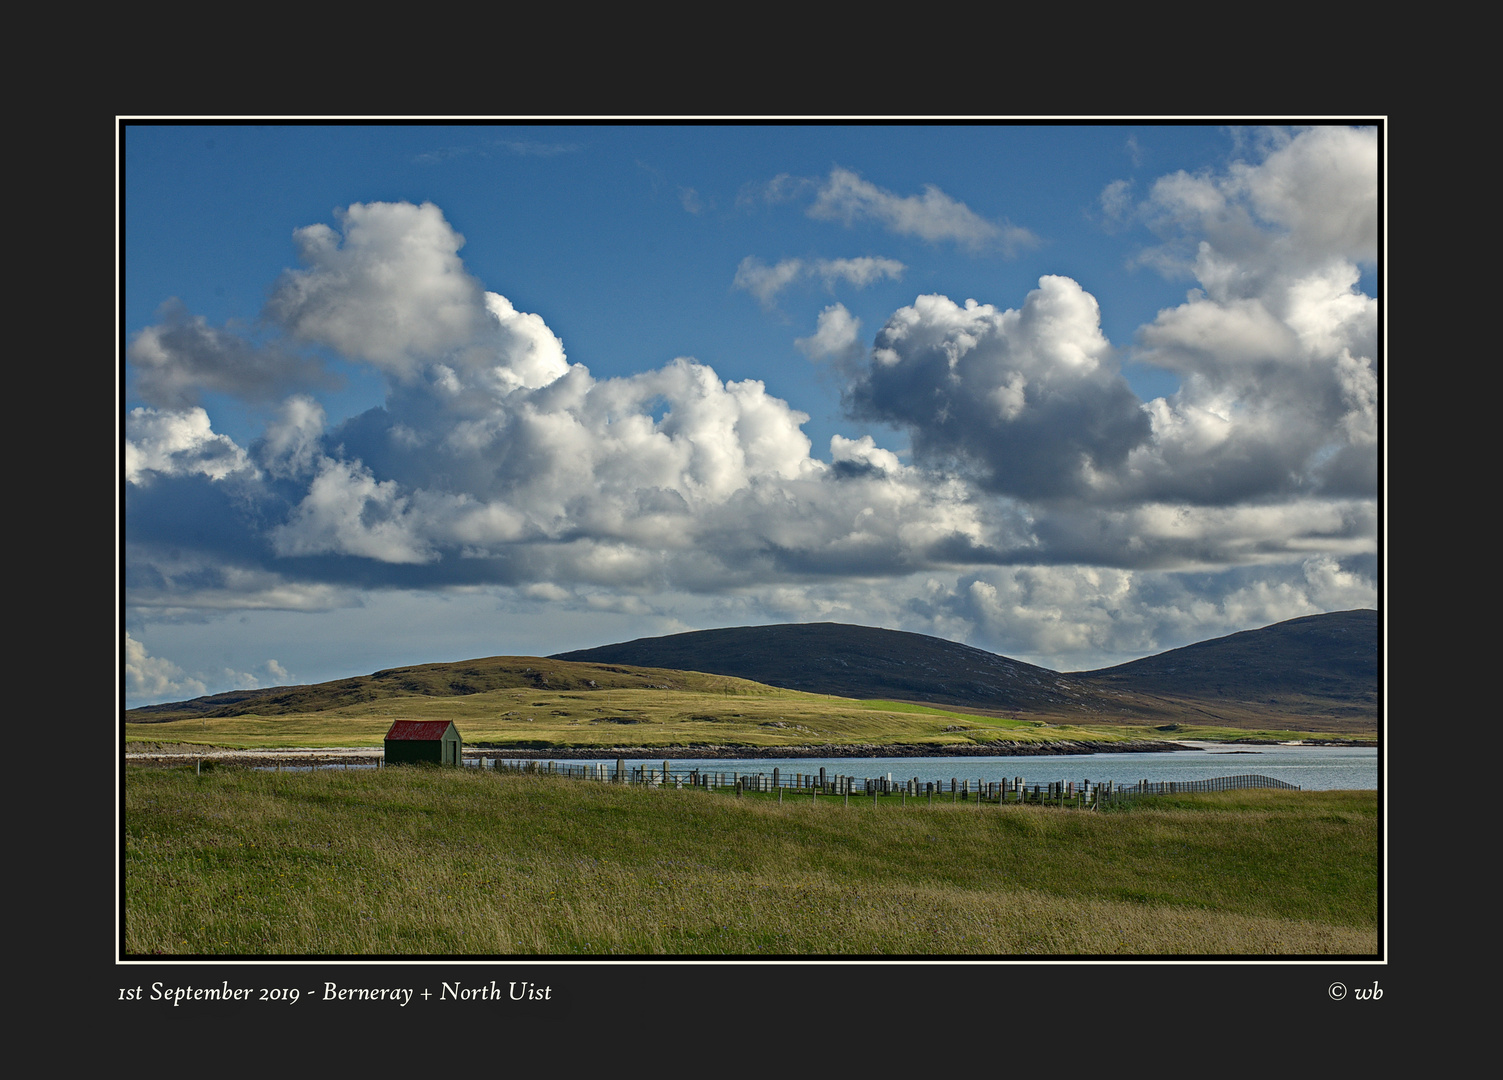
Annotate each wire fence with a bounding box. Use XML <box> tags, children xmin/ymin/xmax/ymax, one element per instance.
<box><xmin>476</xmin><ymin>757</ymin><xmax>1298</xmax><ymax>809</ymax></box>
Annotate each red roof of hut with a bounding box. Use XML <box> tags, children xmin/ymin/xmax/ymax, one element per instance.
<box><xmin>384</xmin><ymin>720</ymin><xmax>458</xmax><ymax>741</ymax></box>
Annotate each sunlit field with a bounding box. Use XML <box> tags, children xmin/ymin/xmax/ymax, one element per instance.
<box><xmin>124</xmin><ymin>764</ymin><xmax>1377</xmax><ymax>956</ymax></box>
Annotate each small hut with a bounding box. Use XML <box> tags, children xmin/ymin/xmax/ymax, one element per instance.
<box><xmin>383</xmin><ymin>720</ymin><xmax>463</xmax><ymax>766</ymax></box>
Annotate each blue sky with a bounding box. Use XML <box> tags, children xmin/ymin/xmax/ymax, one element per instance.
<box><xmin>122</xmin><ymin>122</ymin><xmax>1381</xmax><ymax>707</ymax></box>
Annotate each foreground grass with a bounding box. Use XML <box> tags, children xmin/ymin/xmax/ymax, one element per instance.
<box><xmin>123</xmin><ymin>765</ymin><xmax>1377</xmax><ymax>956</ymax></box>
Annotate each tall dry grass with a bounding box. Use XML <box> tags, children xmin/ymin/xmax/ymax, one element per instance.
<box><xmin>123</xmin><ymin>765</ymin><xmax>1377</xmax><ymax>956</ymax></box>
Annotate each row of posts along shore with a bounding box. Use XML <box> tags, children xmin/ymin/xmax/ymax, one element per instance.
<box><xmin>475</xmin><ymin>757</ymin><xmax>1298</xmax><ymax>808</ymax></box>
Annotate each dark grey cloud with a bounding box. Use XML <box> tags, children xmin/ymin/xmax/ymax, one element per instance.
<box><xmin>846</xmin><ymin>279</ymin><xmax>1151</xmax><ymax>500</ymax></box>
<box><xmin>128</xmin><ymin>299</ymin><xmax>337</xmax><ymax>408</ymax></box>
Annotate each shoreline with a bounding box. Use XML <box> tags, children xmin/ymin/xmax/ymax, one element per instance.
<box><xmin>126</xmin><ymin>739</ymin><xmax>1192</xmax><ymax>767</ymax></box>
<box><xmin>462</xmin><ymin>740</ymin><xmax>1197</xmax><ymax>759</ymax></box>
<box><xmin>124</xmin><ymin>736</ymin><xmax>1374</xmax><ymax>768</ymax></box>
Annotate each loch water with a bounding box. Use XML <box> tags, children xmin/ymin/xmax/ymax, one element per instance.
<box><xmin>486</xmin><ymin>743</ymin><xmax>1378</xmax><ymax>792</ymax></box>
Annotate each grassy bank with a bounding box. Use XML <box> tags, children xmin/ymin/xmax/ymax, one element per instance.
<box><xmin>125</xmin><ymin>683</ymin><xmax>1368</xmax><ymax>751</ymax></box>
<box><xmin>123</xmin><ymin>764</ymin><xmax>1377</xmax><ymax>956</ymax></box>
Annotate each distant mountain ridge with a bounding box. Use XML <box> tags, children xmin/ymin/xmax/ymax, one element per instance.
<box><xmin>554</xmin><ymin>623</ymin><xmax>1086</xmax><ymax>711</ymax></box>
<box><xmin>552</xmin><ymin>610</ymin><xmax>1378</xmax><ymax>725</ymax></box>
<box><xmin>1073</xmin><ymin>610</ymin><xmax>1376</xmax><ymax>701</ymax></box>
<box><xmin>128</xmin><ymin>611</ymin><xmax>1377</xmax><ymax>732</ymax></box>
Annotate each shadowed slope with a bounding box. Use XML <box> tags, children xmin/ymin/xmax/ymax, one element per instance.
<box><xmin>1073</xmin><ymin>610</ymin><xmax>1376</xmax><ymax>704</ymax></box>
<box><xmin>553</xmin><ymin>612</ymin><xmax>1378</xmax><ymax>726</ymax></box>
<box><xmin>556</xmin><ymin>623</ymin><xmax>1109</xmax><ymax>713</ymax></box>
<box><xmin>128</xmin><ymin>612</ymin><xmax>1377</xmax><ymax>733</ymax></box>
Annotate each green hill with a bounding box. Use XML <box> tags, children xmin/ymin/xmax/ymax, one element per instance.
<box><xmin>125</xmin><ymin>656</ymin><xmax>759</xmax><ymax>722</ymax></box>
<box><xmin>126</xmin><ymin>611</ymin><xmax>1377</xmax><ymax>739</ymax></box>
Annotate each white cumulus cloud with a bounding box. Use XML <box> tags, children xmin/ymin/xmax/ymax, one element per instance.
<box><xmin>125</xmin><ymin>145</ymin><xmax>1377</xmax><ymax>669</ymax></box>
<box><xmin>125</xmin><ymin>407</ymin><xmax>258</xmax><ymax>485</ymax></box>
<box><xmin>126</xmin><ymin>633</ymin><xmax>207</xmax><ymax>702</ymax></box>
<box><xmin>264</xmin><ymin>201</ymin><xmax>492</xmax><ymax>378</ymax></box>
<box><xmin>796</xmin><ymin>304</ymin><xmax>864</xmax><ymax>365</ymax></box>
<box><xmin>849</xmin><ymin>278</ymin><xmax>1149</xmax><ymax>499</ymax></box>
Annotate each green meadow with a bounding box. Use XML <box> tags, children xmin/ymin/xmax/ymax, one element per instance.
<box><xmin>125</xmin><ymin>682</ymin><xmax>1357</xmax><ymax>752</ymax></box>
<box><xmin>123</xmin><ymin>763</ymin><xmax>1378</xmax><ymax>956</ymax></box>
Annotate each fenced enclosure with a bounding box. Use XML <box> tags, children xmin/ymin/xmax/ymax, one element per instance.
<box><xmin>1095</xmin><ymin>772</ymin><xmax>1299</xmax><ymax>804</ymax></box>
<box><xmin>477</xmin><ymin>757</ymin><xmax>1298</xmax><ymax>810</ymax></box>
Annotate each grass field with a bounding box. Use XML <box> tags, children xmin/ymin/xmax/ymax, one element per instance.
<box><xmin>125</xmin><ymin>682</ymin><xmax>1366</xmax><ymax>751</ymax></box>
<box><xmin>123</xmin><ymin>763</ymin><xmax>1378</xmax><ymax>956</ymax></box>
